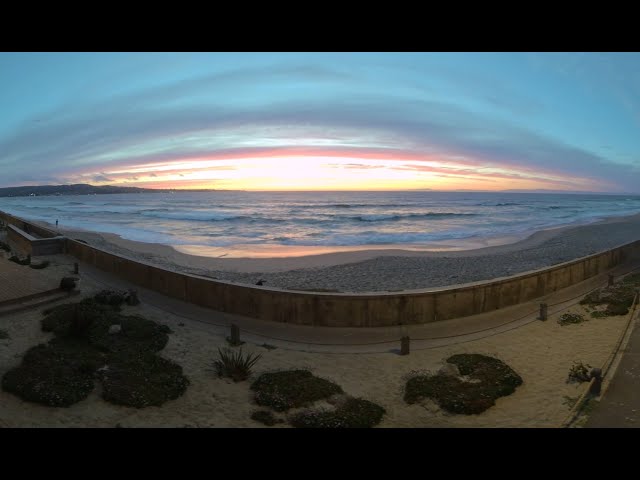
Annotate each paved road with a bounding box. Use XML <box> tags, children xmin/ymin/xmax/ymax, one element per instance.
<box><xmin>586</xmin><ymin>314</ymin><xmax>640</xmax><ymax>428</ymax></box>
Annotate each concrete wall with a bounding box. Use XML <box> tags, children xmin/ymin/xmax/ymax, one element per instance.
<box><xmin>6</xmin><ymin>224</ymin><xmax>65</xmax><ymax>255</ymax></box>
<box><xmin>0</xmin><ymin>211</ymin><xmax>57</xmax><ymax>238</ymax></box>
<box><xmin>4</xmin><ymin>209</ymin><xmax>640</xmax><ymax>327</ymax></box>
<box><xmin>6</xmin><ymin>224</ymin><xmax>32</xmax><ymax>254</ymax></box>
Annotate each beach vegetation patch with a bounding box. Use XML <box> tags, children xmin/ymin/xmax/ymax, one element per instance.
<box><xmin>41</xmin><ymin>299</ymin><xmax>118</xmax><ymax>336</ymax></box>
<box><xmin>251</xmin><ymin>370</ymin><xmax>343</xmax><ymax>412</ymax></box>
<box><xmin>99</xmin><ymin>353</ymin><xmax>189</xmax><ymax>408</ymax></box>
<box><xmin>289</xmin><ymin>397</ymin><xmax>386</xmax><ymax>428</ymax></box>
<box><xmin>580</xmin><ymin>282</ymin><xmax>637</xmax><ymax>317</ymax></box>
<box><xmin>94</xmin><ymin>289</ymin><xmax>128</xmax><ymax>307</ymax></box>
<box><xmin>404</xmin><ymin>354</ymin><xmax>523</xmax><ymax>415</ymax></box>
<box><xmin>251</xmin><ymin>410</ymin><xmax>282</xmax><ymax>426</ymax></box>
<box><xmin>3</xmin><ymin>298</ymin><xmax>186</xmax><ymax>408</ymax></box>
<box><xmin>0</xmin><ymin>328</ymin><xmax>9</xmax><ymax>339</ymax></box>
<box><xmin>622</xmin><ymin>273</ymin><xmax>640</xmax><ymax>285</ymax></box>
<box><xmin>213</xmin><ymin>347</ymin><xmax>262</xmax><ymax>382</ymax></box>
<box><xmin>558</xmin><ymin>313</ymin><xmax>587</xmax><ymax>326</ymax></box>
<box><xmin>1</xmin><ymin>342</ymin><xmax>101</xmax><ymax>407</ymax></box>
<box><xmin>567</xmin><ymin>361</ymin><xmax>592</xmax><ymax>383</ymax></box>
<box><xmin>605</xmin><ymin>302</ymin><xmax>630</xmax><ymax>316</ymax></box>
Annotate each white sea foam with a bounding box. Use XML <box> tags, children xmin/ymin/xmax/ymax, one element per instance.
<box><xmin>2</xmin><ymin>191</ymin><xmax>640</xmax><ymax>250</ymax></box>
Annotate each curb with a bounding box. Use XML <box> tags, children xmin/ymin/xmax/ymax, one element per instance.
<box><xmin>561</xmin><ymin>291</ymin><xmax>640</xmax><ymax>428</ymax></box>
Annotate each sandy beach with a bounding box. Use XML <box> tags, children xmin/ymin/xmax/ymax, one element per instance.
<box><xmin>0</xmin><ymin>251</ymin><xmax>629</xmax><ymax>427</ymax></box>
<box><xmin>44</xmin><ymin>212</ymin><xmax>640</xmax><ymax>292</ymax></box>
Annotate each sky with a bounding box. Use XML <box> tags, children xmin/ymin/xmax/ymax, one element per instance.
<box><xmin>0</xmin><ymin>52</ymin><xmax>639</xmax><ymax>192</ymax></box>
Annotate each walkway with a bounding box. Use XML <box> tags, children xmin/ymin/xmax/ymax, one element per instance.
<box><xmin>0</xmin><ymin>256</ymin><xmax>59</xmax><ymax>304</ymax></box>
<box><xmin>75</xmin><ymin>256</ymin><xmax>640</xmax><ymax>354</ymax></box>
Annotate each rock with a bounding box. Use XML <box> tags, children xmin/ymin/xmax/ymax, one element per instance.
<box><xmin>59</xmin><ymin>277</ymin><xmax>77</xmax><ymax>291</ymax></box>
<box><xmin>108</xmin><ymin>324</ymin><xmax>122</xmax><ymax>334</ymax></box>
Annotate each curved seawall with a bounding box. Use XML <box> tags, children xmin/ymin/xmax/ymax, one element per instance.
<box><xmin>3</xmin><ymin>210</ymin><xmax>640</xmax><ymax>327</ymax></box>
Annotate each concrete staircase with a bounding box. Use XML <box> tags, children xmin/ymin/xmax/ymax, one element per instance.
<box><xmin>0</xmin><ymin>289</ymin><xmax>80</xmax><ymax>317</ymax></box>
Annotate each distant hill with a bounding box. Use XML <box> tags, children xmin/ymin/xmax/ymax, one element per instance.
<box><xmin>0</xmin><ymin>183</ymin><xmax>225</xmax><ymax>197</ymax></box>
<box><xmin>499</xmin><ymin>189</ymin><xmax>636</xmax><ymax>195</ymax></box>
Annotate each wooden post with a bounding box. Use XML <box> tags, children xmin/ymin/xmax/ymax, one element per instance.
<box><xmin>400</xmin><ymin>336</ymin><xmax>410</xmax><ymax>355</ymax></box>
<box><xmin>608</xmin><ymin>274</ymin><xmax>614</xmax><ymax>287</ymax></box>
<box><xmin>230</xmin><ymin>324</ymin><xmax>241</xmax><ymax>346</ymax></box>
<box><xmin>74</xmin><ymin>262</ymin><xmax>79</xmax><ymax>274</ymax></box>
<box><xmin>538</xmin><ymin>303</ymin><xmax>548</xmax><ymax>321</ymax></box>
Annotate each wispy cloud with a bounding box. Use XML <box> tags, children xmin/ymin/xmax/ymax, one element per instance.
<box><xmin>0</xmin><ymin>54</ymin><xmax>638</xmax><ymax>192</ymax></box>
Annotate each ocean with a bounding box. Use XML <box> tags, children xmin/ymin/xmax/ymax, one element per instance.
<box><xmin>2</xmin><ymin>191</ymin><xmax>640</xmax><ymax>256</ymax></box>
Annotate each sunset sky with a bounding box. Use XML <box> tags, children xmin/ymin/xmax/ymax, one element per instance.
<box><xmin>0</xmin><ymin>52</ymin><xmax>639</xmax><ymax>192</ymax></box>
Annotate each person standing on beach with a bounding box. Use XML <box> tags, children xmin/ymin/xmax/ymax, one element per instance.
<box><xmin>56</xmin><ymin>219</ymin><xmax>58</xmax><ymax>227</ymax></box>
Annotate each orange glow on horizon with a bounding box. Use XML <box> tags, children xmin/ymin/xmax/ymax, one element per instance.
<box><xmin>70</xmin><ymin>151</ymin><xmax>609</xmax><ymax>192</ymax></box>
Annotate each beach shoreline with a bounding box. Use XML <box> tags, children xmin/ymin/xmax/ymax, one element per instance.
<box><xmin>23</xmin><ymin>211</ymin><xmax>640</xmax><ymax>293</ymax></box>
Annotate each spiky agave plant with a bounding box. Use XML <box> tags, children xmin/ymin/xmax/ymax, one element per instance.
<box><xmin>214</xmin><ymin>347</ymin><xmax>262</xmax><ymax>382</ymax></box>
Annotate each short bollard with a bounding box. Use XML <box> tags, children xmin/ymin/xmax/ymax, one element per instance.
<box><xmin>538</xmin><ymin>303</ymin><xmax>548</xmax><ymax>321</ymax></box>
<box><xmin>74</xmin><ymin>262</ymin><xmax>79</xmax><ymax>274</ymax></box>
<box><xmin>589</xmin><ymin>368</ymin><xmax>603</xmax><ymax>396</ymax></box>
<box><xmin>126</xmin><ymin>289</ymin><xmax>140</xmax><ymax>306</ymax></box>
<box><xmin>230</xmin><ymin>324</ymin><xmax>241</xmax><ymax>346</ymax></box>
<box><xmin>608</xmin><ymin>274</ymin><xmax>614</xmax><ymax>287</ymax></box>
<box><xmin>400</xmin><ymin>336</ymin><xmax>410</xmax><ymax>355</ymax></box>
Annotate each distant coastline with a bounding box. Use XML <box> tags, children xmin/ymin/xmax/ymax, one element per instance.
<box><xmin>0</xmin><ymin>183</ymin><xmax>635</xmax><ymax>198</ymax></box>
<box><xmin>0</xmin><ymin>183</ymin><xmax>243</xmax><ymax>198</ymax></box>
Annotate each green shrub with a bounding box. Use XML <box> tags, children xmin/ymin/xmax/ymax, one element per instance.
<box><xmin>1</xmin><ymin>342</ymin><xmax>102</xmax><ymax>407</ymax></box>
<box><xmin>567</xmin><ymin>361</ymin><xmax>592</xmax><ymax>383</ymax></box>
<box><xmin>91</xmin><ymin>315</ymin><xmax>170</xmax><ymax>356</ymax></box>
<box><xmin>251</xmin><ymin>370</ymin><xmax>343</xmax><ymax>412</ymax></box>
<box><xmin>580</xmin><ymin>282</ymin><xmax>636</xmax><ymax>317</ymax></box>
<box><xmin>251</xmin><ymin>410</ymin><xmax>281</xmax><ymax>426</ymax></box>
<box><xmin>289</xmin><ymin>397</ymin><xmax>386</xmax><ymax>428</ymax></box>
<box><xmin>605</xmin><ymin>302</ymin><xmax>630</xmax><ymax>316</ymax></box>
<box><xmin>622</xmin><ymin>273</ymin><xmax>640</xmax><ymax>285</ymax></box>
<box><xmin>558</xmin><ymin>312</ymin><xmax>587</xmax><ymax>326</ymax></box>
<box><xmin>3</xmin><ymin>299</ymin><xmax>186</xmax><ymax>409</ymax></box>
<box><xmin>94</xmin><ymin>290</ymin><xmax>127</xmax><ymax>307</ymax></box>
<box><xmin>404</xmin><ymin>354</ymin><xmax>523</xmax><ymax>415</ymax></box>
<box><xmin>214</xmin><ymin>348</ymin><xmax>262</xmax><ymax>382</ymax></box>
<box><xmin>99</xmin><ymin>353</ymin><xmax>189</xmax><ymax>408</ymax></box>
<box><xmin>41</xmin><ymin>299</ymin><xmax>117</xmax><ymax>336</ymax></box>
